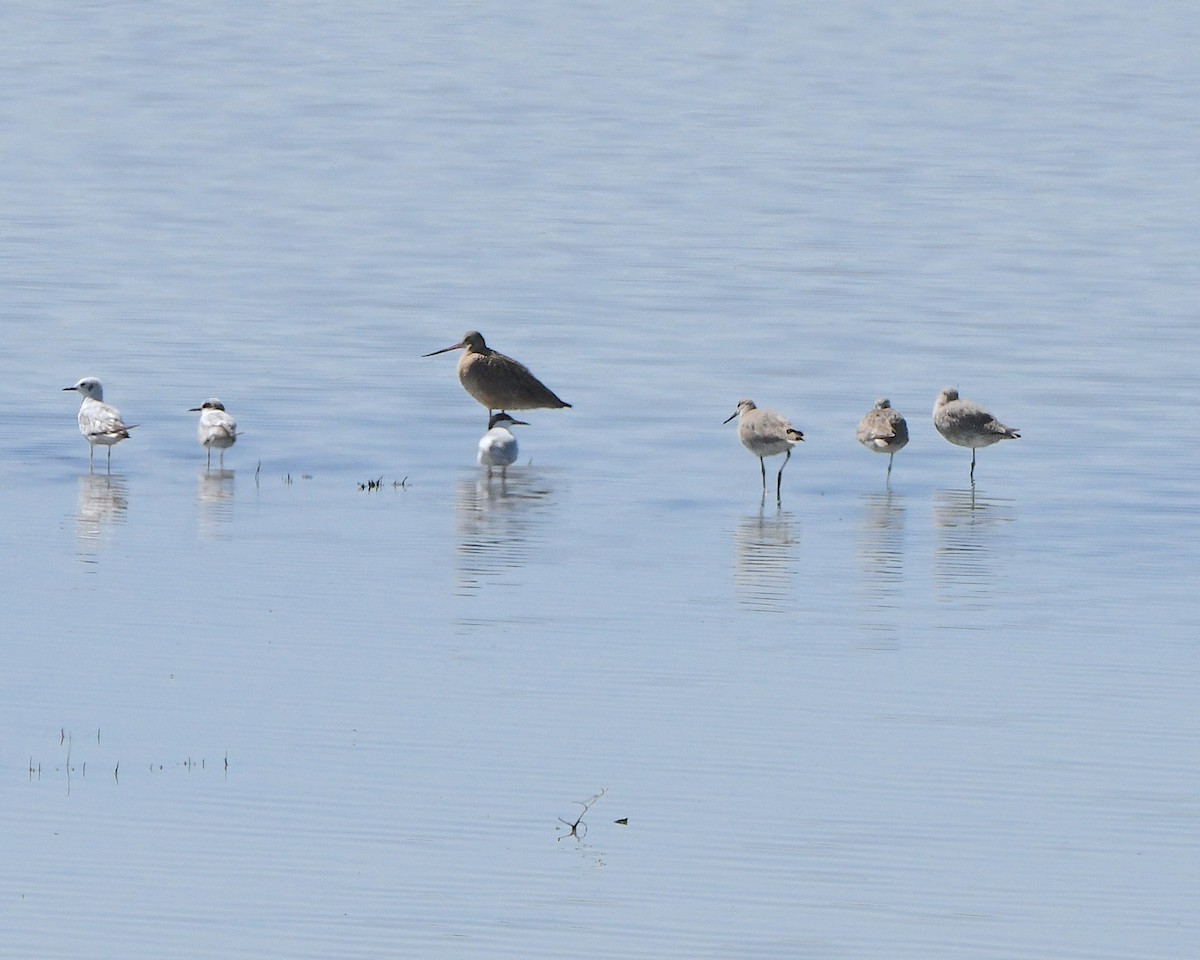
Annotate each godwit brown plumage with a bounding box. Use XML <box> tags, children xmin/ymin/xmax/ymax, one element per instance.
<box><xmin>423</xmin><ymin>331</ymin><xmax>571</xmax><ymax>423</ymax></box>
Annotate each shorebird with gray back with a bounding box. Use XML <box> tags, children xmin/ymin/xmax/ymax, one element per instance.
<box><xmin>856</xmin><ymin>399</ymin><xmax>909</xmax><ymax>481</ymax></box>
<box><xmin>190</xmin><ymin>398</ymin><xmax>238</xmax><ymax>468</ymax></box>
<box><xmin>423</xmin><ymin>331</ymin><xmax>571</xmax><ymax>425</ymax></box>
<box><xmin>725</xmin><ymin>399</ymin><xmax>805</xmax><ymax>501</ymax></box>
<box><xmin>933</xmin><ymin>387</ymin><xmax>1020</xmax><ymax>480</ymax></box>
<box><xmin>63</xmin><ymin>377</ymin><xmax>136</xmax><ymax>471</ymax></box>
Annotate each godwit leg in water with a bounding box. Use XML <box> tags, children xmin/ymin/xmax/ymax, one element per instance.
<box><xmin>424</xmin><ymin>331</ymin><xmax>571</xmax><ymax>425</ymax></box>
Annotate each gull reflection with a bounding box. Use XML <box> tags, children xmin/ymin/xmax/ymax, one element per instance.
<box><xmin>196</xmin><ymin>469</ymin><xmax>236</xmax><ymax>538</ymax></box>
<box><xmin>455</xmin><ymin>469</ymin><xmax>557</xmax><ymax>595</ymax></box>
<box><xmin>932</xmin><ymin>487</ymin><xmax>1017</xmax><ymax>607</ymax></box>
<box><xmin>733</xmin><ymin>506</ymin><xmax>799</xmax><ymax>613</ymax></box>
<box><xmin>856</xmin><ymin>491</ymin><xmax>906</xmax><ymax>647</ymax></box>
<box><xmin>75</xmin><ymin>473</ymin><xmax>128</xmax><ymax>554</ymax></box>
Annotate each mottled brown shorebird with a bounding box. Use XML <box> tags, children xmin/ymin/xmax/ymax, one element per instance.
<box><xmin>856</xmin><ymin>398</ymin><xmax>909</xmax><ymax>481</ymax></box>
<box><xmin>423</xmin><ymin>331</ymin><xmax>571</xmax><ymax>423</ymax></box>
<box><xmin>933</xmin><ymin>387</ymin><xmax>1020</xmax><ymax>481</ymax></box>
<box><xmin>724</xmin><ymin>399</ymin><xmax>805</xmax><ymax>502</ymax></box>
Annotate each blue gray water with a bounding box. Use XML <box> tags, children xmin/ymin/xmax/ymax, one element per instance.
<box><xmin>2</xmin><ymin>3</ymin><xmax>1198</xmax><ymax>958</ymax></box>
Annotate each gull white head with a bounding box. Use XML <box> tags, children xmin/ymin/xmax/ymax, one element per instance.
<box><xmin>189</xmin><ymin>398</ymin><xmax>227</xmax><ymax>413</ymax></box>
<box><xmin>63</xmin><ymin>377</ymin><xmax>104</xmax><ymax>401</ymax></box>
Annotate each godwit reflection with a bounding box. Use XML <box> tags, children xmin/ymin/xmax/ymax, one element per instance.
<box><xmin>455</xmin><ymin>470</ymin><xmax>558</xmax><ymax>595</ymax></box>
<box><xmin>75</xmin><ymin>473</ymin><xmax>128</xmax><ymax>552</ymax></box>
<box><xmin>733</xmin><ymin>506</ymin><xmax>799</xmax><ymax>613</ymax></box>
<box><xmin>197</xmin><ymin>469</ymin><xmax>236</xmax><ymax>538</ymax></box>
<box><xmin>932</xmin><ymin>487</ymin><xmax>1017</xmax><ymax>607</ymax></box>
<box><xmin>856</xmin><ymin>491</ymin><xmax>906</xmax><ymax>647</ymax></box>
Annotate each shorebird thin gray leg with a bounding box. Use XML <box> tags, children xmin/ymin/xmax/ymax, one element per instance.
<box><xmin>776</xmin><ymin>449</ymin><xmax>790</xmax><ymax>500</ymax></box>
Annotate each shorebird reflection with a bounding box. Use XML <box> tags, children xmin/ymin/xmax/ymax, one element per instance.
<box><xmin>733</xmin><ymin>505</ymin><xmax>800</xmax><ymax>613</ymax></box>
<box><xmin>454</xmin><ymin>470</ymin><xmax>558</xmax><ymax>595</ymax></box>
<box><xmin>75</xmin><ymin>472</ymin><xmax>128</xmax><ymax>551</ymax></box>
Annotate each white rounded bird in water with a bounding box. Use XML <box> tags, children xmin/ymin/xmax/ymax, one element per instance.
<box><xmin>477</xmin><ymin>412</ymin><xmax>528</xmax><ymax>475</ymax></box>
<box><xmin>725</xmin><ymin>399</ymin><xmax>805</xmax><ymax>501</ymax></box>
<box><xmin>856</xmin><ymin>398</ymin><xmax>909</xmax><ymax>481</ymax></box>
<box><xmin>189</xmin><ymin>398</ymin><xmax>238</xmax><ymax>467</ymax></box>
<box><xmin>62</xmin><ymin>377</ymin><xmax>135</xmax><ymax>470</ymax></box>
<box><xmin>932</xmin><ymin>387</ymin><xmax>1020</xmax><ymax>481</ymax></box>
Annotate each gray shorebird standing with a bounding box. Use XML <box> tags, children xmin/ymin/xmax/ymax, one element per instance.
<box><xmin>423</xmin><ymin>331</ymin><xmax>571</xmax><ymax>424</ymax></box>
<box><xmin>63</xmin><ymin>377</ymin><xmax>135</xmax><ymax>471</ymax></box>
<box><xmin>856</xmin><ymin>399</ymin><xmax>909</xmax><ymax>481</ymax></box>
<box><xmin>932</xmin><ymin>387</ymin><xmax>1020</xmax><ymax>480</ymax></box>
<box><xmin>189</xmin><ymin>398</ymin><xmax>238</xmax><ymax>468</ymax></box>
<box><xmin>725</xmin><ymin>399</ymin><xmax>805</xmax><ymax>501</ymax></box>
<box><xmin>477</xmin><ymin>412</ymin><xmax>528</xmax><ymax>478</ymax></box>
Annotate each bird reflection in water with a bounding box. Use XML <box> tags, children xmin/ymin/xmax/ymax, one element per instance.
<box><xmin>856</xmin><ymin>490</ymin><xmax>906</xmax><ymax>648</ymax></box>
<box><xmin>932</xmin><ymin>487</ymin><xmax>1017</xmax><ymax>607</ymax></box>
<box><xmin>197</xmin><ymin>469</ymin><xmax>236</xmax><ymax>537</ymax></box>
<box><xmin>75</xmin><ymin>473</ymin><xmax>128</xmax><ymax>552</ymax></box>
<box><xmin>455</xmin><ymin>470</ymin><xmax>558</xmax><ymax>595</ymax></box>
<box><xmin>733</xmin><ymin>506</ymin><xmax>799</xmax><ymax>613</ymax></box>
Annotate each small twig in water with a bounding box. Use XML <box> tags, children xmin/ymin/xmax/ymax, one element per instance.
<box><xmin>557</xmin><ymin>788</ymin><xmax>607</xmax><ymax>841</ymax></box>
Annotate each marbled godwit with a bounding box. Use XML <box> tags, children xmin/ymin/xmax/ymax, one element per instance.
<box><xmin>423</xmin><ymin>331</ymin><xmax>571</xmax><ymax>422</ymax></box>
<box><xmin>63</xmin><ymin>377</ymin><xmax>136</xmax><ymax>471</ymax></box>
<box><xmin>856</xmin><ymin>399</ymin><xmax>909</xmax><ymax>481</ymax></box>
<box><xmin>477</xmin><ymin>412</ymin><xmax>528</xmax><ymax>477</ymax></box>
<box><xmin>933</xmin><ymin>387</ymin><xmax>1020</xmax><ymax>480</ymax></box>
<box><xmin>189</xmin><ymin>398</ymin><xmax>238</xmax><ymax>468</ymax></box>
<box><xmin>724</xmin><ymin>399</ymin><xmax>805</xmax><ymax>501</ymax></box>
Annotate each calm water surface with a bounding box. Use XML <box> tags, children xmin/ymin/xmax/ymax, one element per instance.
<box><xmin>2</xmin><ymin>2</ymin><xmax>1198</xmax><ymax>958</ymax></box>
